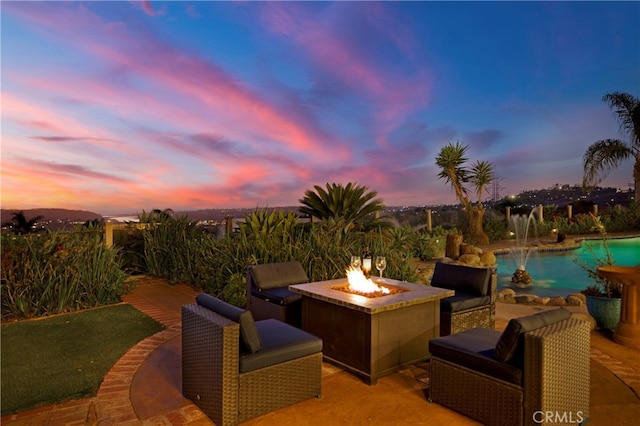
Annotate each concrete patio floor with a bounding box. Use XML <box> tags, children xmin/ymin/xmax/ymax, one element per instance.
<box><xmin>2</xmin><ymin>275</ymin><xmax>639</xmax><ymax>425</ymax></box>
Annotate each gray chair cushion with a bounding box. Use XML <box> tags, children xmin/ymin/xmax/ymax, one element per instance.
<box><xmin>250</xmin><ymin>287</ymin><xmax>302</xmax><ymax>305</ymax></box>
<box><xmin>440</xmin><ymin>292</ymin><xmax>491</xmax><ymax>313</ymax></box>
<box><xmin>494</xmin><ymin>308</ymin><xmax>571</xmax><ymax>364</ymax></box>
<box><xmin>431</xmin><ymin>262</ymin><xmax>491</xmax><ymax>297</ymax></box>
<box><xmin>239</xmin><ymin>319</ymin><xmax>322</xmax><ymax>373</ymax></box>
<box><xmin>250</xmin><ymin>261</ymin><xmax>309</xmax><ymax>291</ymax></box>
<box><xmin>429</xmin><ymin>328</ymin><xmax>523</xmax><ymax>385</ymax></box>
<box><xmin>196</xmin><ymin>293</ymin><xmax>262</xmax><ymax>353</ymax></box>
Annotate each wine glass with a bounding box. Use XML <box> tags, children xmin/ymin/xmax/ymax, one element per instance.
<box><xmin>375</xmin><ymin>256</ymin><xmax>387</xmax><ymax>279</ymax></box>
<box><xmin>350</xmin><ymin>255</ymin><xmax>362</xmax><ymax>269</ymax></box>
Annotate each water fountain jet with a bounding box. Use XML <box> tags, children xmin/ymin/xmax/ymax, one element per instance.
<box><xmin>509</xmin><ymin>209</ymin><xmax>538</xmax><ymax>288</ymax></box>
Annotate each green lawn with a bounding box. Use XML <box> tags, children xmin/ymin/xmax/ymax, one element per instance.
<box><xmin>1</xmin><ymin>303</ymin><xmax>164</xmax><ymax>416</ymax></box>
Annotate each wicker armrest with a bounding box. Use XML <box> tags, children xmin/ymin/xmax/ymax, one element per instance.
<box><xmin>182</xmin><ymin>300</ymin><xmax>322</xmax><ymax>425</ymax></box>
<box><xmin>488</xmin><ymin>270</ymin><xmax>497</xmax><ymax>325</ymax></box>
<box><xmin>524</xmin><ymin>318</ymin><xmax>591</xmax><ymax>423</ymax></box>
<box><xmin>182</xmin><ymin>303</ymin><xmax>240</xmax><ymax>426</ymax></box>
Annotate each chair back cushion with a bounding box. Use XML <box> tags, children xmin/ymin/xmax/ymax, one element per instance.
<box><xmin>196</xmin><ymin>293</ymin><xmax>262</xmax><ymax>353</ymax></box>
<box><xmin>250</xmin><ymin>261</ymin><xmax>309</xmax><ymax>291</ymax></box>
<box><xmin>494</xmin><ymin>308</ymin><xmax>571</xmax><ymax>363</ymax></box>
<box><xmin>431</xmin><ymin>262</ymin><xmax>491</xmax><ymax>297</ymax></box>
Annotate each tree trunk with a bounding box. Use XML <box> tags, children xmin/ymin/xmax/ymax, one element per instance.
<box><xmin>634</xmin><ymin>156</ymin><xmax>639</xmax><ymax>203</ymax></box>
<box><xmin>445</xmin><ymin>233</ymin><xmax>463</xmax><ymax>259</ymax></box>
<box><xmin>468</xmin><ymin>205</ymin><xmax>489</xmax><ymax>245</ymax></box>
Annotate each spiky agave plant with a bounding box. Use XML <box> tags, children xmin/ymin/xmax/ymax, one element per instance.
<box><xmin>238</xmin><ymin>209</ymin><xmax>299</xmax><ymax>236</ymax></box>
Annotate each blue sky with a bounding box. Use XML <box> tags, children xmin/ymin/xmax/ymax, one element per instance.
<box><xmin>1</xmin><ymin>1</ymin><xmax>638</xmax><ymax>214</ymax></box>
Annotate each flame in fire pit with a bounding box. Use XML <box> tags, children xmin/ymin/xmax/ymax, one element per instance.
<box><xmin>346</xmin><ymin>266</ymin><xmax>390</xmax><ymax>294</ymax></box>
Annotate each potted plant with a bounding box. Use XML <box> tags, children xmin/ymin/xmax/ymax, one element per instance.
<box><xmin>575</xmin><ymin>214</ymin><xmax>622</xmax><ymax>330</ymax></box>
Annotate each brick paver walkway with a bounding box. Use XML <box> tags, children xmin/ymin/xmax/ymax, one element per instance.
<box><xmin>95</xmin><ymin>278</ymin><xmax>209</xmax><ymax>425</ymax></box>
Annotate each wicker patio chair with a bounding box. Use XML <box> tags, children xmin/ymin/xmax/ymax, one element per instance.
<box><xmin>429</xmin><ymin>308</ymin><xmax>590</xmax><ymax>426</ymax></box>
<box><xmin>182</xmin><ymin>294</ymin><xmax>322</xmax><ymax>426</ymax></box>
<box><xmin>246</xmin><ymin>261</ymin><xmax>309</xmax><ymax>327</ymax></box>
<box><xmin>430</xmin><ymin>262</ymin><xmax>497</xmax><ymax>336</ymax></box>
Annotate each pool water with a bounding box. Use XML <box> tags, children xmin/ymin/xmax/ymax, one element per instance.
<box><xmin>497</xmin><ymin>237</ymin><xmax>640</xmax><ymax>298</ymax></box>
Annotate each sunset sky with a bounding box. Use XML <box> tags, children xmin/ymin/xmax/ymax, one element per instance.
<box><xmin>2</xmin><ymin>1</ymin><xmax>639</xmax><ymax>215</ymax></box>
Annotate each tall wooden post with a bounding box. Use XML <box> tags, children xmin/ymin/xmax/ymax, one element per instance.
<box><xmin>225</xmin><ymin>216</ymin><xmax>233</xmax><ymax>237</ymax></box>
<box><xmin>593</xmin><ymin>204</ymin><xmax>598</xmax><ymax>215</ymax></box>
<box><xmin>445</xmin><ymin>233</ymin><xmax>463</xmax><ymax>260</ymax></box>
<box><xmin>506</xmin><ymin>206</ymin><xmax>511</xmax><ymax>223</ymax></box>
<box><xmin>567</xmin><ymin>205</ymin><xmax>573</xmax><ymax>219</ymax></box>
<box><xmin>105</xmin><ymin>222</ymin><xmax>114</xmax><ymax>248</ymax></box>
<box><xmin>426</xmin><ymin>209</ymin><xmax>432</xmax><ymax>233</ymax></box>
<box><xmin>538</xmin><ymin>205</ymin><xmax>544</xmax><ymax>223</ymax></box>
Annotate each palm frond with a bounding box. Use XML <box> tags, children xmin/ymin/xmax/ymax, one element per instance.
<box><xmin>602</xmin><ymin>92</ymin><xmax>640</xmax><ymax>146</ymax></box>
<box><xmin>582</xmin><ymin>139</ymin><xmax>633</xmax><ymax>188</ymax></box>
<box><xmin>470</xmin><ymin>160</ymin><xmax>495</xmax><ymax>204</ymax></box>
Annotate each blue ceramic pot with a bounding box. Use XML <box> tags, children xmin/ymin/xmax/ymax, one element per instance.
<box><xmin>586</xmin><ymin>295</ymin><xmax>621</xmax><ymax>330</ymax></box>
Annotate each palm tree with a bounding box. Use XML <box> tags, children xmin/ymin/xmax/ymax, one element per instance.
<box><xmin>82</xmin><ymin>218</ymin><xmax>104</xmax><ymax>229</ymax></box>
<box><xmin>137</xmin><ymin>208</ymin><xmax>175</xmax><ymax>223</ymax></box>
<box><xmin>435</xmin><ymin>142</ymin><xmax>495</xmax><ymax>245</ymax></box>
<box><xmin>583</xmin><ymin>92</ymin><xmax>639</xmax><ymax>201</ymax></box>
<box><xmin>299</xmin><ymin>182</ymin><xmax>388</xmax><ymax>231</ymax></box>
<box><xmin>3</xmin><ymin>211</ymin><xmax>44</xmax><ymax>235</ymax></box>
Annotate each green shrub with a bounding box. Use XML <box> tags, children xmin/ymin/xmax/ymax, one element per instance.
<box><xmin>219</xmin><ymin>272</ymin><xmax>247</xmax><ymax>307</ymax></box>
<box><xmin>1</xmin><ymin>231</ymin><xmax>128</xmax><ymax>320</ymax></box>
<box><xmin>484</xmin><ymin>219</ymin><xmax>508</xmax><ymax>243</ymax></box>
<box><xmin>239</xmin><ymin>209</ymin><xmax>299</xmax><ymax>236</ymax></box>
<box><xmin>143</xmin><ymin>215</ymin><xmax>203</xmax><ymax>284</ymax></box>
<box><xmin>601</xmin><ymin>202</ymin><xmax>640</xmax><ymax>232</ymax></box>
<box><xmin>140</xmin><ymin>217</ymin><xmax>421</xmax><ymax>296</ymax></box>
<box><xmin>387</xmin><ymin>225</ymin><xmax>417</xmax><ymax>256</ymax></box>
<box><xmin>113</xmin><ymin>227</ymin><xmax>146</xmax><ymax>274</ymax></box>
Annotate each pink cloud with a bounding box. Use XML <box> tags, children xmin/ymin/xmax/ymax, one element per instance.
<box><xmin>4</xmin><ymin>2</ymin><xmax>347</xmax><ymax>165</ymax></box>
<box><xmin>17</xmin><ymin>158</ymin><xmax>131</xmax><ymax>184</ymax></box>
<box><xmin>137</xmin><ymin>1</ymin><xmax>162</xmax><ymax>17</ymax></box>
<box><xmin>259</xmin><ymin>2</ymin><xmax>433</xmax><ymax>131</ymax></box>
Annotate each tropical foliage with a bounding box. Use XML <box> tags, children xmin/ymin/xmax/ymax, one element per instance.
<box><xmin>298</xmin><ymin>182</ymin><xmax>390</xmax><ymax>231</ymax></box>
<box><xmin>2</xmin><ymin>211</ymin><xmax>44</xmax><ymax>235</ymax></box>
<box><xmin>143</xmin><ymin>214</ymin><xmax>202</xmax><ymax>283</ymax></box>
<box><xmin>3</xmin><ymin>199</ymin><xmax>637</xmax><ymax>316</ymax></box>
<box><xmin>137</xmin><ymin>208</ymin><xmax>175</xmax><ymax>223</ymax></box>
<box><xmin>239</xmin><ymin>209</ymin><xmax>299</xmax><ymax>236</ymax></box>
<box><xmin>435</xmin><ymin>142</ymin><xmax>495</xmax><ymax>244</ymax></box>
<box><xmin>141</xmin><ymin>209</ymin><xmax>421</xmax><ymax>305</ymax></box>
<box><xmin>583</xmin><ymin>92</ymin><xmax>639</xmax><ymax>201</ymax></box>
<box><xmin>82</xmin><ymin>218</ymin><xmax>104</xmax><ymax>229</ymax></box>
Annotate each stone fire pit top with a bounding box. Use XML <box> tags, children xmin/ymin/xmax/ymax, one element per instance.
<box><xmin>290</xmin><ymin>278</ymin><xmax>454</xmax><ymax>314</ymax></box>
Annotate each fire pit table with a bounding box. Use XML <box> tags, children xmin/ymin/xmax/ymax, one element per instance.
<box><xmin>290</xmin><ymin>278</ymin><xmax>453</xmax><ymax>385</ymax></box>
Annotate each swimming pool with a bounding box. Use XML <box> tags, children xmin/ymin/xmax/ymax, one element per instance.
<box><xmin>497</xmin><ymin>237</ymin><xmax>640</xmax><ymax>297</ymax></box>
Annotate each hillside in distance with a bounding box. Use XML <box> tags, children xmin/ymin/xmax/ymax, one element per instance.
<box><xmin>2</xmin><ymin>185</ymin><xmax>632</xmax><ymax>229</ymax></box>
<box><xmin>1</xmin><ymin>208</ymin><xmax>103</xmax><ymax>224</ymax></box>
